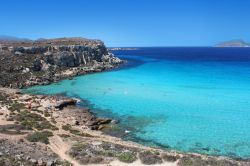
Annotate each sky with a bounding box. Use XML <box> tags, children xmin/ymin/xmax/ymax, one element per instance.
<box><xmin>0</xmin><ymin>0</ymin><xmax>250</xmax><ymax>47</ymax></box>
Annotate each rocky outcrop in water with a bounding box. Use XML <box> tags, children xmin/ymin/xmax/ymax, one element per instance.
<box><xmin>0</xmin><ymin>37</ymin><xmax>123</xmax><ymax>88</ymax></box>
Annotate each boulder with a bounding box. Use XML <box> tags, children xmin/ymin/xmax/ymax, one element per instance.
<box><xmin>30</xmin><ymin>159</ymin><xmax>37</xmax><ymax>164</ymax></box>
<box><xmin>47</xmin><ymin>160</ymin><xmax>55</xmax><ymax>166</ymax></box>
<box><xmin>14</xmin><ymin>51</ymin><xmax>23</xmax><ymax>56</ymax></box>
<box><xmin>33</xmin><ymin>59</ymin><xmax>42</xmax><ymax>71</ymax></box>
<box><xmin>87</xmin><ymin>118</ymin><xmax>112</xmax><ymax>130</ymax></box>
<box><xmin>38</xmin><ymin>158</ymin><xmax>43</xmax><ymax>165</ymax></box>
<box><xmin>55</xmin><ymin>99</ymin><xmax>77</xmax><ymax>110</ymax></box>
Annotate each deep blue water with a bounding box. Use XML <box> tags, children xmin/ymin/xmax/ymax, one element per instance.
<box><xmin>25</xmin><ymin>47</ymin><xmax>250</xmax><ymax>159</ymax></box>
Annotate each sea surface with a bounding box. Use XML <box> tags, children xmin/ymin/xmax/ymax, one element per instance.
<box><xmin>24</xmin><ymin>47</ymin><xmax>250</xmax><ymax>159</ymax></box>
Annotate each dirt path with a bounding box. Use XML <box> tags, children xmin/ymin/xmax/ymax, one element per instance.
<box><xmin>49</xmin><ymin>135</ymin><xmax>81</xmax><ymax>166</ymax></box>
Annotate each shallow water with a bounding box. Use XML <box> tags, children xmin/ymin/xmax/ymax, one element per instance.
<box><xmin>25</xmin><ymin>47</ymin><xmax>250</xmax><ymax>159</ymax></box>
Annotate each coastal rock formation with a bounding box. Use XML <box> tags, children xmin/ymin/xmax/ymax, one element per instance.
<box><xmin>0</xmin><ymin>37</ymin><xmax>123</xmax><ymax>88</ymax></box>
<box><xmin>55</xmin><ymin>99</ymin><xmax>77</xmax><ymax>110</ymax></box>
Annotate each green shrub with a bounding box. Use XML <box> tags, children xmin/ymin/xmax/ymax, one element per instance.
<box><xmin>0</xmin><ymin>93</ymin><xmax>5</xmax><ymax>101</ymax></box>
<box><xmin>71</xmin><ymin>142</ymin><xmax>87</xmax><ymax>151</ymax></box>
<box><xmin>44</xmin><ymin>111</ymin><xmax>50</xmax><ymax>117</ymax></box>
<box><xmin>117</xmin><ymin>152</ymin><xmax>137</xmax><ymax>163</ymax></box>
<box><xmin>62</xmin><ymin>124</ymin><xmax>72</xmax><ymax>131</ymax></box>
<box><xmin>9</xmin><ymin>103</ymin><xmax>25</xmax><ymax>112</ymax></box>
<box><xmin>15</xmin><ymin>111</ymin><xmax>44</xmax><ymax>122</ymax></box>
<box><xmin>58</xmin><ymin>160</ymin><xmax>72</xmax><ymax>166</ymax></box>
<box><xmin>37</xmin><ymin>121</ymin><xmax>58</xmax><ymax>130</ymax></box>
<box><xmin>0</xmin><ymin>154</ymin><xmax>34</xmax><ymax>166</ymax></box>
<box><xmin>61</xmin><ymin>124</ymin><xmax>92</xmax><ymax>137</ymax></box>
<box><xmin>139</xmin><ymin>151</ymin><xmax>163</xmax><ymax>165</ymax></box>
<box><xmin>15</xmin><ymin>111</ymin><xmax>58</xmax><ymax>130</ymax></box>
<box><xmin>162</xmin><ymin>153</ymin><xmax>180</xmax><ymax>162</ymax></box>
<box><xmin>69</xmin><ymin>129</ymin><xmax>81</xmax><ymax>135</ymax></box>
<box><xmin>0</xmin><ymin>93</ymin><xmax>12</xmax><ymax>105</ymax></box>
<box><xmin>26</xmin><ymin>131</ymin><xmax>53</xmax><ymax>144</ymax></box>
<box><xmin>51</xmin><ymin>117</ymin><xmax>57</xmax><ymax>124</ymax></box>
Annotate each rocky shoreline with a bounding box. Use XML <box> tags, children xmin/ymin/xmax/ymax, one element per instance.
<box><xmin>1</xmin><ymin>88</ymin><xmax>250</xmax><ymax>166</ymax></box>
<box><xmin>1</xmin><ymin>38</ymin><xmax>250</xmax><ymax>166</ymax></box>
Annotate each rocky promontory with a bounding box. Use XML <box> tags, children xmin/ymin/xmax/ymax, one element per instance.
<box><xmin>0</xmin><ymin>37</ymin><xmax>123</xmax><ymax>88</ymax></box>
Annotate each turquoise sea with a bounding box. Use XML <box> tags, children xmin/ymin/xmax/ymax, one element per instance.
<box><xmin>24</xmin><ymin>47</ymin><xmax>250</xmax><ymax>159</ymax></box>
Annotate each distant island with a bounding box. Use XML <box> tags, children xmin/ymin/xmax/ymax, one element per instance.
<box><xmin>215</xmin><ymin>40</ymin><xmax>250</xmax><ymax>47</ymax></box>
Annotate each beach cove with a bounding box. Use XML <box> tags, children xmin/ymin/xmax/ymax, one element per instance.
<box><xmin>24</xmin><ymin>47</ymin><xmax>250</xmax><ymax>160</ymax></box>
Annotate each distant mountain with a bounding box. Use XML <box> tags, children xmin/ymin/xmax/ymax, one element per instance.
<box><xmin>0</xmin><ymin>35</ymin><xmax>31</xmax><ymax>42</ymax></box>
<box><xmin>215</xmin><ymin>40</ymin><xmax>250</xmax><ymax>47</ymax></box>
<box><xmin>36</xmin><ymin>38</ymin><xmax>47</xmax><ymax>41</ymax></box>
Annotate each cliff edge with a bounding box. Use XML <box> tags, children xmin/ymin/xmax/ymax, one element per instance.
<box><xmin>0</xmin><ymin>37</ymin><xmax>123</xmax><ymax>88</ymax></box>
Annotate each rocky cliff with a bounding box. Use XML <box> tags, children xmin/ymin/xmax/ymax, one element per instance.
<box><xmin>0</xmin><ymin>37</ymin><xmax>123</xmax><ymax>88</ymax></box>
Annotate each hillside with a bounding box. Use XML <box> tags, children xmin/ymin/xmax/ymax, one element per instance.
<box><xmin>0</xmin><ymin>37</ymin><xmax>122</xmax><ymax>88</ymax></box>
<box><xmin>0</xmin><ymin>35</ymin><xmax>31</xmax><ymax>42</ymax></box>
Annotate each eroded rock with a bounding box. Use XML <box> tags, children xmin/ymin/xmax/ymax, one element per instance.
<box><xmin>55</xmin><ymin>99</ymin><xmax>77</xmax><ymax>110</ymax></box>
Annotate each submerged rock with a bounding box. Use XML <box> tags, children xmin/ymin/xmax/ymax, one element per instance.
<box><xmin>87</xmin><ymin>118</ymin><xmax>112</xmax><ymax>130</ymax></box>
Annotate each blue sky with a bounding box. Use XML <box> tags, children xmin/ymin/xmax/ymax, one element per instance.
<box><xmin>0</xmin><ymin>0</ymin><xmax>250</xmax><ymax>46</ymax></box>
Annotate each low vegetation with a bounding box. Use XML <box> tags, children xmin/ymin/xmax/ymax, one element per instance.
<box><xmin>43</xmin><ymin>110</ymin><xmax>50</xmax><ymax>117</ymax></box>
<box><xmin>9</xmin><ymin>102</ymin><xmax>25</xmax><ymax>112</ymax></box>
<box><xmin>26</xmin><ymin>131</ymin><xmax>53</xmax><ymax>144</ymax></box>
<box><xmin>177</xmin><ymin>156</ymin><xmax>236</xmax><ymax>166</ymax></box>
<box><xmin>62</xmin><ymin>124</ymin><xmax>92</xmax><ymax>137</ymax></box>
<box><xmin>0</xmin><ymin>154</ymin><xmax>34</xmax><ymax>166</ymax></box>
<box><xmin>139</xmin><ymin>151</ymin><xmax>163</xmax><ymax>165</ymax></box>
<box><xmin>117</xmin><ymin>152</ymin><xmax>137</xmax><ymax>163</ymax></box>
<box><xmin>69</xmin><ymin>141</ymin><xmax>141</xmax><ymax>164</ymax></box>
<box><xmin>0</xmin><ymin>124</ymin><xmax>30</xmax><ymax>135</ymax></box>
<box><xmin>56</xmin><ymin>160</ymin><xmax>72</xmax><ymax>166</ymax></box>
<box><xmin>71</xmin><ymin>142</ymin><xmax>87</xmax><ymax>152</ymax></box>
<box><xmin>0</xmin><ymin>93</ymin><xmax>12</xmax><ymax>105</ymax></box>
<box><xmin>0</xmin><ymin>93</ymin><xmax>6</xmax><ymax>101</ymax></box>
<box><xmin>14</xmin><ymin>110</ymin><xmax>58</xmax><ymax>130</ymax></box>
<box><xmin>62</xmin><ymin>124</ymin><xmax>72</xmax><ymax>131</ymax></box>
<box><xmin>161</xmin><ymin>153</ymin><xmax>180</xmax><ymax>162</ymax></box>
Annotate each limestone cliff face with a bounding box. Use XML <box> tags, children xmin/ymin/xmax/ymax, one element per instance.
<box><xmin>7</xmin><ymin>38</ymin><xmax>121</xmax><ymax>70</ymax></box>
<box><xmin>0</xmin><ymin>37</ymin><xmax>123</xmax><ymax>88</ymax></box>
